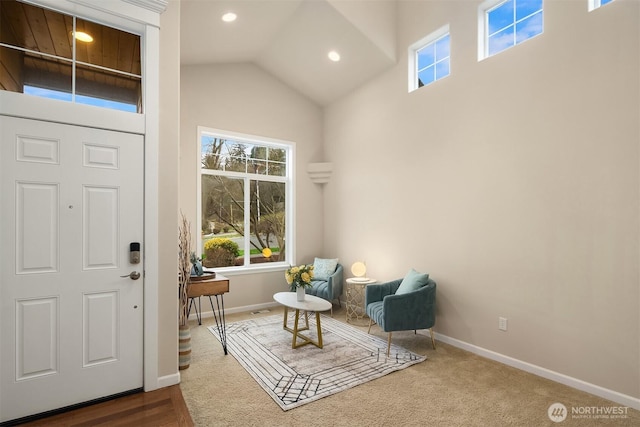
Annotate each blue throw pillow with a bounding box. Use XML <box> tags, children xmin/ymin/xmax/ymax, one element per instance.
<box><xmin>395</xmin><ymin>268</ymin><xmax>429</xmax><ymax>295</ymax></box>
<box><xmin>313</xmin><ymin>258</ymin><xmax>338</xmax><ymax>281</ymax></box>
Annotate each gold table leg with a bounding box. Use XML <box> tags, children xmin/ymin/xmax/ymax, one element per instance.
<box><xmin>315</xmin><ymin>311</ymin><xmax>323</xmax><ymax>348</ymax></box>
<box><xmin>282</xmin><ymin>307</ymin><xmax>324</xmax><ymax>349</ymax></box>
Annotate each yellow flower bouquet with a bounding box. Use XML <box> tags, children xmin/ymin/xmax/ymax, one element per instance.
<box><xmin>285</xmin><ymin>264</ymin><xmax>314</xmax><ymax>291</ymax></box>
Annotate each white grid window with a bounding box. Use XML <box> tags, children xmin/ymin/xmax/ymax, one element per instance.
<box><xmin>197</xmin><ymin>127</ymin><xmax>293</xmax><ymax>272</ymax></box>
<box><xmin>478</xmin><ymin>0</ymin><xmax>543</xmax><ymax>60</ymax></box>
<box><xmin>409</xmin><ymin>25</ymin><xmax>450</xmax><ymax>92</ymax></box>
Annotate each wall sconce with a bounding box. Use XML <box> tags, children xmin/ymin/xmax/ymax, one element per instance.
<box><xmin>307</xmin><ymin>162</ymin><xmax>332</xmax><ymax>184</ymax></box>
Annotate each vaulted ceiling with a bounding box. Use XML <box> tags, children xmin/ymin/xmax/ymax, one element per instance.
<box><xmin>180</xmin><ymin>0</ymin><xmax>398</xmax><ymax>106</ymax></box>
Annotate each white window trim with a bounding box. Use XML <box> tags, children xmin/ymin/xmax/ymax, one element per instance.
<box><xmin>478</xmin><ymin>0</ymin><xmax>499</xmax><ymax>61</ymax></box>
<box><xmin>408</xmin><ymin>24</ymin><xmax>450</xmax><ymax>93</ymax></box>
<box><xmin>196</xmin><ymin>126</ymin><xmax>296</xmax><ymax>275</ymax></box>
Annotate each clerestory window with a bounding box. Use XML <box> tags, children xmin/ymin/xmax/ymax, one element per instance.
<box><xmin>478</xmin><ymin>0</ymin><xmax>543</xmax><ymax>60</ymax></box>
<box><xmin>408</xmin><ymin>25</ymin><xmax>450</xmax><ymax>93</ymax></box>
<box><xmin>198</xmin><ymin>127</ymin><xmax>293</xmax><ymax>271</ymax></box>
<box><xmin>589</xmin><ymin>0</ymin><xmax>615</xmax><ymax>11</ymax></box>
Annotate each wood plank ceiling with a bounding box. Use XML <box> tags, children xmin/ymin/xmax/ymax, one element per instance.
<box><xmin>0</xmin><ymin>0</ymin><xmax>141</xmax><ymax>104</ymax></box>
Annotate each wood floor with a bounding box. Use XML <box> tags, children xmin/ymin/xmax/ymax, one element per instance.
<box><xmin>14</xmin><ymin>385</ymin><xmax>193</xmax><ymax>427</ymax></box>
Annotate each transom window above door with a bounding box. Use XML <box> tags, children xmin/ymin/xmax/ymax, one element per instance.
<box><xmin>0</xmin><ymin>0</ymin><xmax>142</xmax><ymax>113</ymax></box>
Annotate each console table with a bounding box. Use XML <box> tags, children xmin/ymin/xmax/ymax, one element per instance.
<box><xmin>187</xmin><ymin>274</ymin><xmax>229</xmax><ymax>355</ymax></box>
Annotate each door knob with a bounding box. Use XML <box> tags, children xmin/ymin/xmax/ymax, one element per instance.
<box><xmin>121</xmin><ymin>271</ymin><xmax>141</xmax><ymax>280</ymax></box>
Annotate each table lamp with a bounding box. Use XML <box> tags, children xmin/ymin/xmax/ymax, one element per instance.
<box><xmin>351</xmin><ymin>261</ymin><xmax>367</xmax><ymax>281</ymax></box>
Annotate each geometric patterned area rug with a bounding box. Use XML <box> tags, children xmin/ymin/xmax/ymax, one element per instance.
<box><xmin>208</xmin><ymin>313</ymin><xmax>426</xmax><ymax>411</ymax></box>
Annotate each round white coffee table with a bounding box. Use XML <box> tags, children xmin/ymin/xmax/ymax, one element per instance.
<box><xmin>273</xmin><ymin>292</ymin><xmax>332</xmax><ymax>349</ymax></box>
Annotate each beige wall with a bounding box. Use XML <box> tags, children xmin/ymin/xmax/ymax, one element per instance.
<box><xmin>324</xmin><ymin>0</ymin><xmax>639</xmax><ymax>398</ymax></box>
<box><xmin>158</xmin><ymin>0</ymin><xmax>180</xmax><ymax>378</ymax></box>
<box><xmin>179</xmin><ymin>62</ymin><xmax>325</xmax><ymax>311</ymax></box>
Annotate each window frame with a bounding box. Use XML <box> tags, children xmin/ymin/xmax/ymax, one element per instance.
<box><xmin>477</xmin><ymin>0</ymin><xmax>544</xmax><ymax>61</ymax></box>
<box><xmin>408</xmin><ymin>24</ymin><xmax>451</xmax><ymax>93</ymax></box>
<box><xmin>196</xmin><ymin>126</ymin><xmax>295</xmax><ymax>274</ymax></box>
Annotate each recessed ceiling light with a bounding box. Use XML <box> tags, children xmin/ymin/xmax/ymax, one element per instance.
<box><xmin>328</xmin><ymin>50</ymin><xmax>341</xmax><ymax>62</ymax></box>
<box><xmin>222</xmin><ymin>12</ymin><xmax>237</xmax><ymax>22</ymax></box>
<box><xmin>72</xmin><ymin>31</ymin><xmax>93</xmax><ymax>43</ymax></box>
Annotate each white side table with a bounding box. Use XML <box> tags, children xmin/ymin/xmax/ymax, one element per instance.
<box><xmin>345</xmin><ymin>278</ymin><xmax>376</xmax><ymax>325</ymax></box>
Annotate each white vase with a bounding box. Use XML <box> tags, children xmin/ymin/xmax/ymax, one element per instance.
<box><xmin>296</xmin><ymin>286</ymin><xmax>305</xmax><ymax>302</ymax></box>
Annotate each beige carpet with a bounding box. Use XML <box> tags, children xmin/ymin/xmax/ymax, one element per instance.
<box><xmin>180</xmin><ymin>306</ymin><xmax>639</xmax><ymax>426</ymax></box>
<box><xmin>207</xmin><ymin>313</ymin><xmax>425</xmax><ymax>410</ymax></box>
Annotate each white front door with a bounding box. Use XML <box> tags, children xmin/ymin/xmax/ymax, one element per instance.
<box><xmin>0</xmin><ymin>116</ymin><xmax>144</xmax><ymax>422</ymax></box>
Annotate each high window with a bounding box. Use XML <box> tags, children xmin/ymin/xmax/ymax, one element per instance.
<box><xmin>198</xmin><ymin>128</ymin><xmax>293</xmax><ymax>271</ymax></box>
<box><xmin>478</xmin><ymin>0</ymin><xmax>543</xmax><ymax>60</ymax></box>
<box><xmin>409</xmin><ymin>25</ymin><xmax>450</xmax><ymax>92</ymax></box>
<box><xmin>589</xmin><ymin>0</ymin><xmax>615</xmax><ymax>11</ymax></box>
<box><xmin>0</xmin><ymin>0</ymin><xmax>142</xmax><ymax>112</ymax></box>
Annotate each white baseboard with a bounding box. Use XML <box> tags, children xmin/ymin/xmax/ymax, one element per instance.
<box><xmin>156</xmin><ymin>372</ymin><xmax>180</xmax><ymax>388</ymax></box>
<box><xmin>188</xmin><ymin>299</ymin><xmax>351</xmax><ymax>322</ymax></box>
<box><xmin>187</xmin><ymin>304</ymin><xmax>639</xmax><ymax>410</ymax></box>
<box><xmin>188</xmin><ymin>301</ymin><xmax>279</xmax><ymax>322</ymax></box>
<box><xmin>424</xmin><ymin>330</ymin><xmax>640</xmax><ymax>411</ymax></box>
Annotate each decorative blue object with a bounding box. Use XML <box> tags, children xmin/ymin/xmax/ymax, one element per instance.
<box><xmin>395</xmin><ymin>268</ymin><xmax>429</xmax><ymax>295</ymax></box>
<box><xmin>312</xmin><ymin>257</ymin><xmax>339</xmax><ymax>281</ymax></box>
<box><xmin>191</xmin><ymin>261</ymin><xmax>203</xmax><ymax>276</ymax></box>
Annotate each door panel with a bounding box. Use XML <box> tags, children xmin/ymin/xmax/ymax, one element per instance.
<box><xmin>16</xmin><ymin>182</ymin><xmax>59</xmax><ymax>273</ymax></box>
<box><xmin>15</xmin><ymin>297</ymin><xmax>59</xmax><ymax>380</ymax></box>
<box><xmin>0</xmin><ymin>116</ymin><xmax>144</xmax><ymax>423</ymax></box>
<box><xmin>83</xmin><ymin>291</ymin><xmax>119</xmax><ymax>366</ymax></box>
<box><xmin>83</xmin><ymin>185</ymin><xmax>119</xmax><ymax>269</ymax></box>
<box><xmin>16</xmin><ymin>135</ymin><xmax>60</xmax><ymax>164</ymax></box>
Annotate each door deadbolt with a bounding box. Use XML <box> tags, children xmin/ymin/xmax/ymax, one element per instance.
<box><xmin>129</xmin><ymin>242</ymin><xmax>141</xmax><ymax>264</ymax></box>
<box><xmin>121</xmin><ymin>271</ymin><xmax>140</xmax><ymax>280</ymax></box>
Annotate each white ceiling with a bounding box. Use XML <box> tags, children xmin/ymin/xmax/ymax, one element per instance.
<box><xmin>180</xmin><ymin>0</ymin><xmax>398</xmax><ymax>106</ymax></box>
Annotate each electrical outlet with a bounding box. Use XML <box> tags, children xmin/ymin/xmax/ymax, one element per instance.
<box><xmin>499</xmin><ymin>317</ymin><xmax>508</xmax><ymax>331</ymax></box>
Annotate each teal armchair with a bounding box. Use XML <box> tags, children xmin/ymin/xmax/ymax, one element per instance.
<box><xmin>307</xmin><ymin>264</ymin><xmax>343</xmax><ymax>316</ymax></box>
<box><xmin>365</xmin><ymin>277</ymin><xmax>436</xmax><ymax>356</ymax></box>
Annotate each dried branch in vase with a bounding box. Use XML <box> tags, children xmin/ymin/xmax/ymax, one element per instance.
<box><xmin>178</xmin><ymin>212</ymin><xmax>192</xmax><ymax>327</ymax></box>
